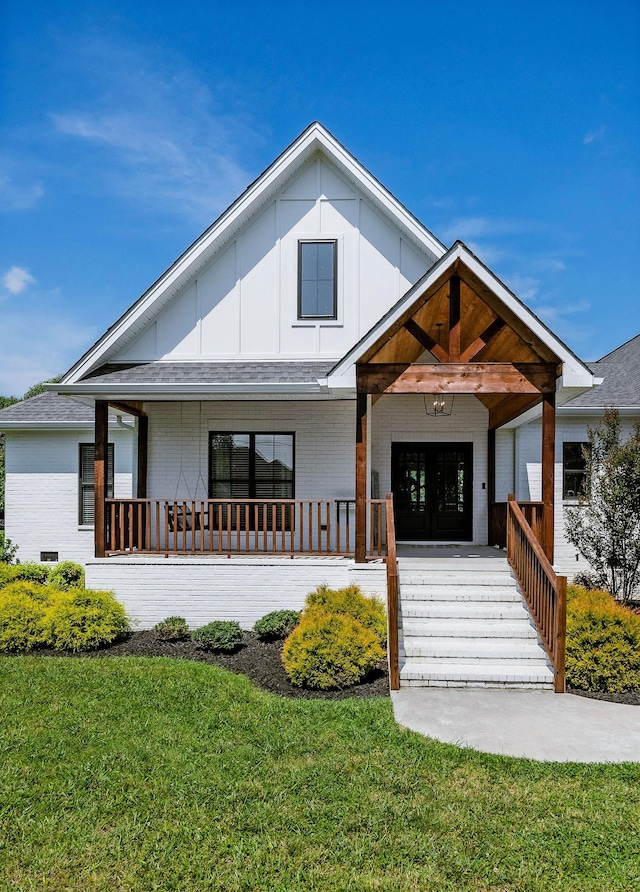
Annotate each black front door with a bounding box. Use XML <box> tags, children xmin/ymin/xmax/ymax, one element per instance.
<box><xmin>391</xmin><ymin>443</ymin><xmax>473</xmax><ymax>540</ymax></box>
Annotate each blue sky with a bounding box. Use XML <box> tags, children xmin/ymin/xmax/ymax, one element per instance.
<box><xmin>1</xmin><ymin>0</ymin><xmax>638</xmax><ymax>395</ymax></box>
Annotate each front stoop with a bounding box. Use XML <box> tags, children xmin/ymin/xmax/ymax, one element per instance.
<box><xmin>398</xmin><ymin>561</ymin><xmax>554</xmax><ymax>689</ymax></box>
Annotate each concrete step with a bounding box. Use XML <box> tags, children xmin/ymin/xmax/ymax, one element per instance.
<box><xmin>400</xmin><ymin>618</ymin><xmax>538</xmax><ymax>639</ymax></box>
<box><xmin>401</xmin><ymin>636</ymin><xmax>549</xmax><ymax>661</ymax></box>
<box><xmin>401</xmin><ymin>601</ymin><xmax>530</xmax><ymax>620</ymax></box>
<box><xmin>400</xmin><ymin>584</ymin><xmax>522</xmax><ymax>602</ymax></box>
<box><xmin>399</xmin><ymin>573</ymin><xmax>514</xmax><ymax>587</ymax></box>
<box><xmin>399</xmin><ymin>659</ymin><xmax>554</xmax><ymax>687</ymax></box>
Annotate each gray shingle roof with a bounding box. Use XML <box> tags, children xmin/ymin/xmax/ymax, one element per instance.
<box><xmin>563</xmin><ymin>334</ymin><xmax>640</xmax><ymax>408</ymax></box>
<box><xmin>81</xmin><ymin>361</ymin><xmax>333</xmax><ymax>386</ymax></box>
<box><xmin>0</xmin><ymin>392</ymin><xmax>94</xmax><ymax>424</ymax></box>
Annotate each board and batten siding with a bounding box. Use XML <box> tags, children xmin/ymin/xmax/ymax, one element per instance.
<box><xmin>4</xmin><ymin>428</ymin><xmax>134</xmax><ymax>564</ymax></box>
<box><xmin>85</xmin><ymin>558</ymin><xmax>388</xmax><ymax>630</ymax></box>
<box><xmin>113</xmin><ymin>157</ymin><xmax>436</xmax><ymax>365</ymax></box>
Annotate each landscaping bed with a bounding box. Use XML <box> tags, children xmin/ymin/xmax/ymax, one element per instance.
<box><xmin>36</xmin><ymin>629</ymin><xmax>390</xmax><ymax>700</ymax></box>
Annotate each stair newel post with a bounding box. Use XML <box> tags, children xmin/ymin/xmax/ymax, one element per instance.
<box><xmin>355</xmin><ymin>385</ymin><xmax>368</xmax><ymax>562</ymax></box>
<box><xmin>385</xmin><ymin>493</ymin><xmax>400</xmax><ymax>690</ymax></box>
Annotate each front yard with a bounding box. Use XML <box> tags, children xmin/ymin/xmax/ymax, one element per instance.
<box><xmin>1</xmin><ymin>657</ymin><xmax>639</xmax><ymax>892</ymax></box>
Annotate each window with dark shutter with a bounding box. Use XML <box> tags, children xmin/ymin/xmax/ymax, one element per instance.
<box><xmin>79</xmin><ymin>443</ymin><xmax>114</xmax><ymax>525</ymax></box>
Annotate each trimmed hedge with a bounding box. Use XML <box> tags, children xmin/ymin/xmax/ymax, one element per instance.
<box><xmin>0</xmin><ymin>581</ymin><xmax>130</xmax><ymax>652</ymax></box>
<box><xmin>253</xmin><ymin>609</ymin><xmax>301</xmax><ymax>641</ymax></box>
<box><xmin>305</xmin><ymin>584</ymin><xmax>387</xmax><ymax>646</ymax></box>
<box><xmin>192</xmin><ymin>621</ymin><xmax>243</xmax><ymax>652</ymax></box>
<box><xmin>566</xmin><ymin>585</ymin><xmax>640</xmax><ymax>693</ymax></box>
<box><xmin>154</xmin><ymin>616</ymin><xmax>190</xmax><ymax>641</ymax></box>
<box><xmin>282</xmin><ymin>608</ymin><xmax>384</xmax><ymax>689</ymax></box>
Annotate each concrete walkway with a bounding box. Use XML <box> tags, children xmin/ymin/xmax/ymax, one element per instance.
<box><xmin>391</xmin><ymin>688</ymin><xmax>640</xmax><ymax>762</ymax></box>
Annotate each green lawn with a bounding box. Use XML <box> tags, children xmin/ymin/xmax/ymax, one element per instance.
<box><xmin>1</xmin><ymin>657</ymin><xmax>638</xmax><ymax>892</ymax></box>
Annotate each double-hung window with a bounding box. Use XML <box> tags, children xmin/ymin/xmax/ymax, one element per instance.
<box><xmin>79</xmin><ymin>443</ymin><xmax>114</xmax><ymax>525</ymax></box>
<box><xmin>209</xmin><ymin>433</ymin><xmax>295</xmax><ymax>528</ymax></box>
<box><xmin>562</xmin><ymin>442</ymin><xmax>590</xmax><ymax>499</ymax></box>
<box><xmin>298</xmin><ymin>240</ymin><xmax>337</xmax><ymax>319</ymax></box>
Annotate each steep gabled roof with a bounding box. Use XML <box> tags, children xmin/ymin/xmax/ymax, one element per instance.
<box><xmin>60</xmin><ymin>122</ymin><xmax>446</xmax><ymax>386</ymax></box>
<box><xmin>561</xmin><ymin>333</ymin><xmax>640</xmax><ymax>410</ymax></box>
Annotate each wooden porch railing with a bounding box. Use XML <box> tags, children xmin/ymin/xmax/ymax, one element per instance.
<box><xmin>506</xmin><ymin>495</ymin><xmax>567</xmax><ymax>693</ymax></box>
<box><xmin>104</xmin><ymin>498</ymin><xmax>388</xmax><ymax>559</ymax></box>
<box><xmin>489</xmin><ymin>500</ymin><xmax>544</xmax><ymax>548</ymax></box>
<box><xmin>384</xmin><ymin>494</ymin><xmax>400</xmax><ymax>690</ymax></box>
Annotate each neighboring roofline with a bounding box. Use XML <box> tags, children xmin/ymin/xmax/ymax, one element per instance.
<box><xmin>0</xmin><ymin>419</ymin><xmax>131</xmax><ymax>431</ymax></box>
<box><xmin>327</xmin><ymin>241</ymin><xmax>594</xmax><ymax>388</ymax></box>
<box><xmin>597</xmin><ymin>332</ymin><xmax>640</xmax><ymax>361</ymax></box>
<box><xmin>60</xmin><ymin>122</ymin><xmax>446</xmax><ymax>385</ymax></box>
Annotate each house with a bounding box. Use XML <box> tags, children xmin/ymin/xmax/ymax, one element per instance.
<box><xmin>2</xmin><ymin>123</ymin><xmax>637</xmax><ymax>690</ymax></box>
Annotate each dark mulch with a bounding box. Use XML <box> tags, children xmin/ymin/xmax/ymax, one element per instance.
<box><xmin>37</xmin><ymin>631</ymin><xmax>390</xmax><ymax>700</ymax></box>
<box><xmin>567</xmin><ymin>686</ymin><xmax>640</xmax><ymax>706</ymax></box>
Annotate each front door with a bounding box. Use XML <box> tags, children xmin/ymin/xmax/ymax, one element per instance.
<box><xmin>391</xmin><ymin>443</ymin><xmax>473</xmax><ymax>540</ymax></box>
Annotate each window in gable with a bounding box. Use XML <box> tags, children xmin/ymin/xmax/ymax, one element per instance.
<box><xmin>298</xmin><ymin>240</ymin><xmax>337</xmax><ymax>319</ymax></box>
<box><xmin>562</xmin><ymin>442</ymin><xmax>590</xmax><ymax>500</ymax></box>
<box><xmin>79</xmin><ymin>443</ymin><xmax>114</xmax><ymax>525</ymax></box>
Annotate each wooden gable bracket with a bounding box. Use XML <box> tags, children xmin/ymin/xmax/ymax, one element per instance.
<box><xmin>403</xmin><ymin>318</ymin><xmax>449</xmax><ymax>363</ymax></box>
<box><xmin>460</xmin><ymin>317</ymin><xmax>506</xmax><ymax>362</ymax></box>
<box><xmin>357</xmin><ymin>362</ymin><xmax>558</xmax><ymax>395</ymax></box>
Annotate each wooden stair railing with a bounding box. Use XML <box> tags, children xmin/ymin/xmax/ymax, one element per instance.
<box><xmin>385</xmin><ymin>494</ymin><xmax>400</xmax><ymax>690</ymax></box>
<box><xmin>506</xmin><ymin>495</ymin><xmax>567</xmax><ymax>693</ymax></box>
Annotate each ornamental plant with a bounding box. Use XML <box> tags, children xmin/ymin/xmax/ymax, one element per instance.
<box><xmin>192</xmin><ymin>621</ymin><xmax>243</xmax><ymax>652</ymax></box>
<box><xmin>39</xmin><ymin>588</ymin><xmax>130</xmax><ymax>652</ymax></box>
<box><xmin>0</xmin><ymin>562</ymin><xmax>49</xmax><ymax>587</ymax></box>
<box><xmin>0</xmin><ymin>581</ymin><xmax>50</xmax><ymax>651</ymax></box>
<box><xmin>153</xmin><ymin>616</ymin><xmax>190</xmax><ymax>641</ymax></box>
<box><xmin>282</xmin><ymin>608</ymin><xmax>384</xmax><ymax>689</ymax></box>
<box><xmin>305</xmin><ymin>584</ymin><xmax>387</xmax><ymax>645</ymax></box>
<box><xmin>48</xmin><ymin>561</ymin><xmax>85</xmax><ymax>591</ymax></box>
<box><xmin>253</xmin><ymin>609</ymin><xmax>300</xmax><ymax>641</ymax></box>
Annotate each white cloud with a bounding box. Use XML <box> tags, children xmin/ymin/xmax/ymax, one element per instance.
<box><xmin>2</xmin><ymin>266</ymin><xmax>36</xmax><ymax>295</ymax></box>
<box><xmin>50</xmin><ymin>38</ymin><xmax>260</xmax><ymax>224</ymax></box>
<box><xmin>583</xmin><ymin>126</ymin><xmax>606</xmax><ymax>145</ymax></box>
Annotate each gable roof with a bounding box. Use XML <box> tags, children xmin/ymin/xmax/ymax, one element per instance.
<box><xmin>60</xmin><ymin>122</ymin><xmax>446</xmax><ymax>386</ymax></box>
<box><xmin>560</xmin><ymin>333</ymin><xmax>640</xmax><ymax>410</ymax></box>
<box><xmin>327</xmin><ymin>241</ymin><xmax>594</xmax><ymax>389</ymax></box>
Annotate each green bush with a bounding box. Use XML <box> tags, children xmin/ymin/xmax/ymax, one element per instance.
<box><xmin>282</xmin><ymin>609</ymin><xmax>385</xmax><ymax>689</ymax></box>
<box><xmin>48</xmin><ymin>561</ymin><xmax>85</xmax><ymax>590</ymax></box>
<box><xmin>253</xmin><ymin>609</ymin><xmax>301</xmax><ymax>641</ymax></box>
<box><xmin>40</xmin><ymin>589</ymin><xmax>130</xmax><ymax>652</ymax></box>
<box><xmin>0</xmin><ymin>532</ymin><xmax>18</xmax><ymax>564</ymax></box>
<box><xmin>566</xmin><ymin>585</ymin><xmax>640</xmax><ymax>693</ymax></box>
<box><xmin>305</xmin><ymin>584</ymin><xmax>387</xmax><ymax>646</ymax></box>
<box><xmin>192</xmin><ymin>621</ymin><xmax>243</xmax><ymax>652</ymax></box>
<box><xmin>0</xmin><ymin>581</ymin><xmax>50</xmax><ymax>651</ymax></box>
<box><xmin>154</xmin><ymin>616</ymin><xmax>190</xmax><ymax>641</ymax></box>
<box><xmin>0</xmin><ymin>562</ymin><xmax>49</xmax><ymax>587</ymax></box>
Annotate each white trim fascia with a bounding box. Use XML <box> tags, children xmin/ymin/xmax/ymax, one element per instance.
<box><xmin>0</xmin><ymin>420</ymin><xmax>131</xmax><ymax>431</ymax></box>
<box><xmin>557</xmin><ymin>406</ymin><xmax>640</xmax><ymax>416</ymax></box>
<box><xmin>52</xmin><ymin>382</ymin><xmax>325</xmax><ymax>397</ymax></box>
<box><xmin>328</xmin><ymin>242</ymin><xmax>595</xmax><ymax>388</ymax></box>
<box><xmin>61</xmin><ymin>123</ymin><xmax>446</xmax><ymax>386</ymax></box>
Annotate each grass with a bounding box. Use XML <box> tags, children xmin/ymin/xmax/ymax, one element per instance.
<box><xmin>1</xmin><ymin>657</ymin><xmax>639</xmax><ymax>891</ymax></box>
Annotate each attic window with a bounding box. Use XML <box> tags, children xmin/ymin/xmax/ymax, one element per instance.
<box><xmin>298</xmin><ymin>241</ymin><xmax>337</xmax><ymax>319</ymax></box>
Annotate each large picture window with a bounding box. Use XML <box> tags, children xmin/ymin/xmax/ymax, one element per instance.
<box><xmin>298</xmin><ymin>240</ymin><xmax>337</xmax><ymax>319</ymax></box>
<box><xmin>209</xmin><ymin>432</ymin><xmax>295</xmax><ymax>501</ymax></box>
<box><xmin>562</xmin><ymin>442</ymin><xmax>590</xmax><ymax>499</ymax></box>
<box><xmin>79</xmin><ymin>443</ymin><xmax>114</xmax><ymax>525</ymax></box>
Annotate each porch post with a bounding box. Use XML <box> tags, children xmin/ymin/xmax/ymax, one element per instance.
<box><xmin>137</xmin><ymin>414</ymin><xmax>148</xmax><ymax>498</ymax></box>
<box><xmin>541</xmin><ymin>391</ymin><xmax>555</xmax><ymax>563</ymax></box>
<box><xmin>94</xmin><ymin>400</ymin><xmax>108</xmax><ymax>558</ymax></box>
<box><xmin>355</xmin><ymin>390</ymin><xmax>368</xmax><ymax>562</ymax></box>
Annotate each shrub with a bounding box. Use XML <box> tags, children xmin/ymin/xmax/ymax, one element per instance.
<box><xmin>0</xmin><ymin>562</ymin><xmax>49</xmax><ymax>587</ymax></box>
<box><xmin>253</xmin><ymin>609</ymin><xmax>301</xmax><ymax>641</ymax></box>
<box><xmin>0</xmin><ymin>581</ymin><xmax>50</xmax><ymax>651</ymax></box>
<box><xmin>282</xmin><ymin>609</ymin><xmax>385</xmax><ymax>689</ymax></box>
<box><xmin>40</xmin><ymin>589</ymin><xmax>130</xmax><ymax>652</ymax></box>
<box><xmin>0</xmin><ymin>532</ymin><xmax>18</xmax><ymax>564</ymax></box>
<box><xmin>48</xmin><ymin>561</ymin><xmax>85</xmax><ymax>591</ymax></box>
<box><xmin>154</xmin><ymin>616</ymin><xmax>190</xmax><ymax>641</ymax></box>
<box><xmin>305</xmin><ymin>584</ymin><xmax>387</xmax><ymax>646</ymax></box>
<box><xmin>192</xmin><ymin>621</ymin><xmax>243</xmax><ymax>652</ymax></box>
<box><xmin>572</xmin><ymin>571</ymin><xmax>601</xmax><ymax>591</ymax></box>
<box><xmin>565</xmin><ymin>585</ymin><xmax>640</xmax><ymax>693</ymax></box>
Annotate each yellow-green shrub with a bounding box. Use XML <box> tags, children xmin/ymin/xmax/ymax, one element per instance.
<box><xmin>305</xmin><ymin>584</ymin><xmax>387</xmax><ymax>646</ymax></box>
<box><xmin>282</xmin><ymin>609</ymin><xmax>384</xmax><ymax>689</ymax></box>
<box><xmin>0</xmin><ymin>581</ymin><xmax>50</xmax><ymax>651</ymax></box>
<box><xmin>0</xmin><ymin>562</ymin><xmax>49</xmax><ymax>588</ymax></box>
<box><xmin>566</xmin><ymin>585</ymin><xmax>640</xmax><ymax>693</ymax></box>
<box><xmin>40</xmin><ymin>588</ymin><xmax>130</xmax><ymax>652</ymax></box>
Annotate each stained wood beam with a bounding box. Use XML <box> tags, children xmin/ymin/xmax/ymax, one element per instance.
<box><xmin>460</xmin><ymin>317</ymin><xmax>506</xmax><ymax>363</ymax></box>
<box><xmin>355</xmin><ymin>393</ymin><xmax>368</xmax><ymax>563</ymax></box>
<box><xmin>448</xmin><ymin>275</ymin><xmax>461</xmax><ymax>361</ymax></box>
<box><xmin>541</xmin><ymin>391</ymin><xmax>555</xmax><ymax>563</ymax></box>
<box><xmin>94</xmin><ymin>400</ymin><xmax>108</xmax><ymax>559</ymax></box>
<box><xmin>403</xmin><ymin>318</ymin><xmax>449</xmax><ymax>363</ymax></box>
<box><xmin>357</xmin><ymin>362</ymin><xmax>558</xmax><ymax>395</ymax></box>
<box><xmin>109</xmin><ymin>401</ymin><xmax>146</xmax><ymax>418</ymax></box>
<box><xmin>137</xmin><ymin>414</ymin><xmax>148</xmax><ymax>499</ymax></box>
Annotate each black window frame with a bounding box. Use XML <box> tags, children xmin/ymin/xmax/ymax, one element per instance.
<box><xmin>297</xmin><ymin>240</ymin><xmax>338</xmax><ymax>320</ymax></box>
<box><xmin>79</xmin><ymin>443</ymin><xmax>114</xmax><ymax>525</ymax></box>
<box><xmin>208</xmin><ymin>432</ymin><xmax>296</xmax><ymax>500</ymax></box>
<box><xmin>562</xmin><ymin>441</ymin><xmax>591</xmax><ymax>500</ymax></box>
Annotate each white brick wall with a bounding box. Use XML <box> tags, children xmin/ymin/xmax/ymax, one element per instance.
<box><xmin>4</xmin><ymin>427</ymin><xmax>134</xmax><ymax>564</ymax></box>
<box><xmin>86</xmin><ymin>556</ymin><xmax>388</xmax><ymax>629</ymax></box>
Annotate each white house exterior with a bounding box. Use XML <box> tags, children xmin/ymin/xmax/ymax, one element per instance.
<box><xmin>1</xmin><ymin>123</ymin><xmax>638</xmax><ymax>689</ymax></box>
